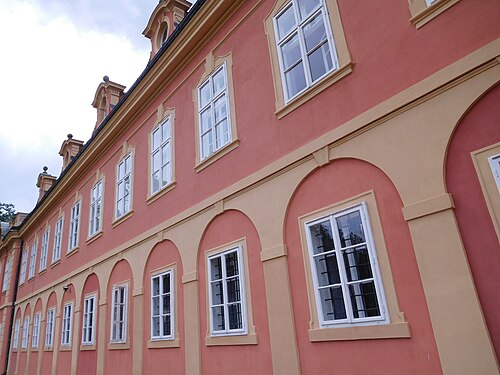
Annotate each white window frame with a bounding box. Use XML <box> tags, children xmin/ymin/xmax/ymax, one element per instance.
<box><xmin>28</xmin><ymin>240</ymin><xmax>37</xmax><ymax>279</ymax></box>
<box><xmin>19</xmin><ymin>249</ymin><xmax>28</xmax><ymax>284</ymax></box>
<box><xmin>89</xmin><ymin>180</ymin><xmax>103</xmax><ymax>237</ymax></box>
<box><xmin>12</xmin><ymin>319</ymin><xmax>20</xmax><ymax>349</ymax></box>
<box><xmin>150</xmin><ymin>270</ymin><xmax>174</xmax><ymax>340</ymax></box>
<box><xmin>68</xmin><ymin>201</ymin><xmax>81</xmax><ymax>252</ymax></box>
<box><xmin>304</xmin><ymin>202</ymin><xmax>388</xmax><ymax>328</ymax></box>
<box><xmin>61</xmin><ymin>302</ymin><xmax>73</xmax><ymax>346</ymax></box>
<box><xmin>273</xmin><ymin>0</ymin><xmax>339</xmax><ymax>103</ymax></box>
<box><xmin>110</xmin><ymin>284</ymin><xmax>128</xmax><ymax>343</ymax></box>
<box><xmin>82</xmin><ymin>295</ymin><xmax>97</xmax><ymax>345</ymax></box>
<box><xmin>2</xmin><ymin>258</ymin><xmax>10</xmax><ymax>292</ymax></box>
<box><xmin>32</xmin><ymin>313</ymin><xmax>41</xmax><ymax>348</ymax></box>
<box><xmin>45</xmin><ymin>308</ymin><xmax>55</xmax><ymax>348</ymax></box>
<box><xmin>207</xmin><ymin>246</ymin><xmax>247</xmax><ymax>336</ymax></box>
<box><xmin>21</xmin><ymin>316</ymin><xmax>30</xmax><ymax>349</ymax></box>
<box><xmin>150</xmin><ymin>117</ymin><xmax>173</xmax><ymax>195</ymax></box>
<box><xmin>116</xmin><ymin>153</ymin><xmax>133</xmax><ymax>219</ymax></box>
<box><xmin>53</xmin><ymin>217</ymin><xmax>64</xmax><ymax>262</ymax></box>
<box><xmin>39</xmin><ymin>228</ymin><xmax>49</xmax><ymax>271</ymax></box>
<box><xmin>488</xmin><ymin>154</ymin><xmax>500</xmax><ymax>193</ymax></box>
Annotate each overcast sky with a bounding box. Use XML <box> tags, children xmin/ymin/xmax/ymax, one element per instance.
<box><xmin>0</xmin><ymin>0</ymin><xmax>185</xmax><ymax>213</ymax></box>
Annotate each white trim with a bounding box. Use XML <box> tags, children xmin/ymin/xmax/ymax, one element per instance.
<box><xmin>115</xmin><ymin>153</ymin><xmax>133</xmax><ymax>220</ymax></box>
<box><xmin>61</xmin><ymin>302</ymin><xmax>73</xmax><ymax>346</ymax></box>
<box><xmin>82</xmin><ymin>294</ymin><xmax>97</xmax><ymax>345</ymax></box>
<box><xmin>150</xmin><ymin>116</ymin><xmax>173</xmax><ymax>195</ymax></box>
<box><xmin>28</xmin><ymin>239</ymin><xmax>38</xmax><ymax>279</ymax></box>
<box><xmin>21</xmin><ymin>316</ymin><xmax>30</xmax><ymax>349</ymax></box>
<box><xmin>52</xmin><ymin>217</ymin><xmax>64</xmax><ymax>262</ymax></box>
<box><xmin>32</xmin><ymin>312</ymin><xmax>41</xmax><ymax>348</ymax></box>
<box><xmin>89</xmin><ymin>180</ymin><xmax>104</xmax><ymax>237</ymax></box>
<box><xmin>12</xmin><ymin>319</ymin><xmax>20</xmax><ymax>349</ymax></box>
<box><xmin>488</xmin><ymin>154</ymin><xmax>500</xmax><ymax>193</ymax></box>
<box><xmin>110</xmin><ymin>283</ymin><xmax>128</xmax><ymax>343</ymax></box>
<box><xmin>45</xmin><ymin>308</ymin><xmax>55</xmax><ymax>348</ymax></box>
<box><xmin>68</xmin><ymin>201</ymin><xmax>81</xmax><ymax>251</ymax></box>
<box><xmin>150</xmin><ymin>269</ymin><xmax>174</xmax><ymax>341</ymax></box>
<box><xmin>19</xmin><ymin>249</ymin><xmax>28</xmax><ymax>284</ymax></box>
<box><xmin>39</xmin><ymin>228</ymin><xmax>50</xmax><ymax>271</ymax></box>
<box><xmin>2</xmin><ymin>258</ymin><xmax>12</xmax><ymax>292</ymax></box>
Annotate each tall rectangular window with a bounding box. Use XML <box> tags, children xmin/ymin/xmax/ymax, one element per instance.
<box><xmin>28</xmin><ymin>240</ymin><xmax>37</xmax><ymax>279</ymax></box>
<box><xmin>151</xmin><ymin>270</ymin><xmax>174</xmax><ymax>340</ymax></box>
<box><xmin>89</xmin><ymin>181</ymin><xmax>103</xmax><ymax>237</ymax></box>
<box><xmin>110</xmin><ymin>284</ymin><xmax>128</xmax><ymax>343</ymax></box>
<box><xmin>69</xmin><ymin>202</ymin><xmax>81</xmax><ymax>251</ymax></box>
<box><xmin>198</xmin><ymin>64</ymin><xmax>231</xmax><ymax>160</ymax></box>
<box><xmin>488</xmin><ymin>154</ymin><xmax>500</xmax><ymax>193</ymax></box>
<box><xmin>21</xmin><ymin>316</ymin><xmax>30</xmax><ymax>349</ymax></box>
<box><xmin>12</xmin><ymin>319</ymin><xmax>20</xmax><ymax>349</ymax></box>
<box><xmin>32</xmin><ymin>313</ymin><xmax>41</xmax><ymax>348</ymax></box>
<box><xmin>305</xmin><ymin>203</ymin><xmax>387</xmax><ymax>327</ymax></box>
<box><xmin>151</xmin><ymin>117</ymin><xmax>172</xmax><ymax>194</ymax></box>
<box><xmin>208</xmin><ymin>247</ymin><xmax>247</xmax><ymax>335</ymax></box>
<box><xmin>61</xmin><ymin>303</ymin><xmax>73</xmax><ymax>346</ymax></box>
<box><xmin>39</xmin><ymin>229</ymin><xmax>49</xmax><ymax>271</ymax></box>
<box><xmin>53</xmin><ymin>217</ymin><xmax>63</xmax><ymax>262</ymax></box>
<box><xmin>2</xmin><ymin>258</ymin><xmax>11</xmax><ymax>292</ymax></box>
<box><xmin>273</xmin><ymin>0</ymin><xmax>338</xmax><ymax>102</ymax></box>
<box><xmin>45</xmin><ymin>308</ymin><xmax>55</xmax><ymax>348</ymax></box>
<box><xmin>116</xmin><ymin>154</ymin><xmax>132</xmax><ymax>219</ymax></box>
<box><xmin>19</xmin><ymin>249</ymin><xmax>28</xmax><ymax>284</ymax></box>
<box><xmin>82</xmin><ymin>295</ymin><xmax>97</xmax><ymax>345</ymax></box>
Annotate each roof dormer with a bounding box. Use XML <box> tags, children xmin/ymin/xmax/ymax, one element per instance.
<box><xmin>91</xmin><ymin>76</ymin><xmax>126</xmax><ymax>130</ymax></box>
<box><xmin>143</xmin><ymin>0</ymin><xmax>191</xmax><ymax>60</ymax></box>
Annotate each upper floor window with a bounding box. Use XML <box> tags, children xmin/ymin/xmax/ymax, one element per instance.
<box><xmin>69</xmin><ymin>201</ymin><xmax>81</xmax><ymax>251</ymax></box>
<box><xmin>110</xmin><ymin>284</ymin><xmax>128</xmax><ymax>343</ymax></box>
<box><xmin>32</xmin><ymin>313</ymin><xmax>41</xmax><ymax>348</ymax></box>
<box><xmin>19</xmin><ymin>249</ymin><xmax>28</xmax><ymax>284</ymax></box>
<box><xmin>408</xmin><ymin>0</ymin><xmax>461</xmax><ymax>29</ymax></box>
<box><xmin>12</xmin><ymin>319</ymin><xmax>20</xmax><ymax>349</ymax></box>
<box><xmin>40</xmin><ymin>228</ymin><xmax>49</xmax><ymax>271</ymax></box>
<box><xmin>53</xmin><ymin>217</ymin><xmax>64</xmax><ymax>262</ymax></box>
<box><xmin>82</xmin><ymin>295</ymin><xmax>97</xmax><ymax>345</ymax></box>
<box><xmin>45</xmin><ymin>308</ymin><xmax>55</xmax><ymax>348</ymax></box>
<box><xmin>151</xmin><ymin>270</ymin><xmax>174</xmax><ymax>340</ymax></box>
<box><xmin>89</xmin><ymin>180</ymin><xmax>103</xmax><ymax>237</ymax></box>
<box><xmin>116</xmin><ymin>154</ymin><xmax>132</xmax><ymax>219</ymax></box>
<box><xmin>61</xmin><ymin>303</ymin><xmax>73</xmax><ymax>346</ymax></box>
<box><xmin>198</xmin><ymin>64</ymin><xmax>232</xmax><ymax>161</ymax></box>
<box><xmin>28</xmin><ymin>239</ymin><xmax>37</xmax><ymax>279</ymax></box>
<box><xmin>2</xmin><ymin>258</ymin><xmax>11</xmax><ymax>292</ymax></box>
<box><xmin>151</xmin><ymin>117</ymin><xmax>173</xmax><ymax>195</ymax></box>
<box><xmin>488</xmin><ymin>154</ymin><xmax>500</xmax><ymax>193</ymax></box>
<box><xmin>304</xmin><ymin>203</ymin><xmax>387</xmax><ymax>327</ymax></box>
<box><xmin>21</xmin><ymin>316</ymin><xmax>29</xmax><ymax>349</ymax></box>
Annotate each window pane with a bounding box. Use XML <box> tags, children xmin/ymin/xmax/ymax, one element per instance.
<box><xmin>162</xmin><ymin>274</ymin><xmax>170</xmax><ymax>294</ymax></box>
<box><xmin>163</xmin><ymin>294</ymin><xmax>170</xmax><ymax>314</ymax></box>
<box><xmin>152</xmin><ymin>296</ymin><xmax>159</xmax><ymax>315</ymax></box>
<box><xmin>211</xmin><ymin>281</ymin><xmax>223</xmax><ymax>305</ymax></box>
<box><xmin>199</xmin><ymin>81</ymin><xmax>211</xmax><ymax>109</ymax></box>
<box><xmin>225</xmin><ymin>252</ymin><xmax>239</xmax><ymax>277</ymax></box>
<box><xmin>162</xmin><ymin>142</ymin><xmax>170</xmax><ymax>167</ymax></box>
<box><xmin>210</xmin><ymin>257</ymin><xmax>222</xmax><ymax>281</ymax></box>
<box><xmin>118</xmin><ymin>162</ymin><xmax>125</xmax><ymax>179</ymax></box>
<box><xmin>215</xmin><ymin>120</ymin><xmax>228</xmax><ymax>149</ymax></box>
<box><xmin>153</xmin><ymin>151</ymin><xmax>161</xmax><ymax>173</ymax></box>
<box><xmin>309</xmin><ymin>221</ymin><xmax>335</xmax><ymax>254</ymax></box>
<box><xmin>276</xmin><ymin>4</ymin><xmax>296</xmax><ymax>39</ymax></box>
<box><xmin>349</xmin><ymin>281</ymin><xmax>380</xmax><ymax>318</ymax></box>
<box><xmin>124</xmin><ymin>194</ymin><xmax>130</xmax><ymax>213</ymax></box>
<box><xmin>162</xmin><ymin>165</ymin><xmax>170</xmax><ymax>186</ymax></box>
<box><xmin>125</xmin><ymin>156</ymin><xmax>131</xmax><ymax>174</ymax></box>
<box><xmin>161</xmin><ymin>121</ymin><xmax>171</xmax><ymax>141</ymax></box>
<box><xmin>152</xmin><ymin>317</ymin><xmax>160</xmax><ymax>336</ymax></box>
<box><xmin>201</xmin><ymin>132</ymin><xmax>213</xmax><ymax>159</ymax></box>
<box><xmin>298</xmin><ymin>0</ymin><xmax>320</xmax><ymax>20</ymax></box>
<box><xmin>200</xmin><ymin>108</ymin><xmax>212</xmax><ymax>134</ymax></box>
<box><xmin>152</xmin><ymin>278</ymin><xmax>160</xmax><ymax>296</ymax></box>
<box><xmin>228</xmin><ymin>303</ymin><xmax>242</xmax><ymax>329</ymax></box>
<box><xmin>211</xmin><ymin>306</ymin><xmax>225</xmax><ymax>331</ymax></box>
<box><xmin>214</xmin><ymin>96</ymin><xmax>227</xmax><ymax>124</ymax></box>
<box><xmin>226</xmin><ymin>277</ymin><xmax>241</xmax><ymax>303</ymax></box>
<box><xmin>163</xmin><ymin>315</ymin><xmax>171</xmax><ymax>336</ymax></box>
<box><xmin>212</xmin><ymin>68</ymin><xmax>226</xmax><ymax>95</ymax></box>
<box><xmin>303</xmin><ymin>13</ymin><xmax>327</xmax><ymax>52</ymax></box>
<box><xmin>308</xmin><ymin>42</ymin><xmax>333</xmax><ymax>82</ymax></box>
<box><xmin>285</xmin><ymin>62</ymin><xmax>307</xmax><ymax>98</ymax></box>
<box><xmin>152</xmin><ymin>171</ymin><xmax>160</xmax><ymax>193</ymax></box>
<box><xmin>153</xmin><ymin>129</ymin><xmax>161</xmax><ymax>150</ymax></box>
<box><xmin>319</xmin><ymin>286</ymin><xmax>346</xmax><ymax>321</ymax></box>
<box><xmin>280</xmin><ymin>33</ymin><xmax>302</xmax><ymax>70</ymax></box>
<box><xmin>343</xmin><ymin>245</ymin><xmax>373</xmax><ymax>282</ymax></box>
<box><xmin>314</xmin><ymin>252</ymin><xmax>341</xmax><ymax>286</ymax></box>
<box><xmin>336</xmin><ymin>211</ymin><xmax>366</xmax><ymax>247</ymax></box>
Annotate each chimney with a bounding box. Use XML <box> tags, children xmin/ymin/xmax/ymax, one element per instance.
<box><xmin>91</xmin><ymin>76</ymin><xmax>126</xmax><ymax>130</ymax></box>
<box><xmin>59</xmin><ymin>134</ymin><xmax>84</xmax><ymax>171</ymax></box>
<box><xmin>36</xmin><ymin>166</ymin><xmax>57</xmax><ymax>203</ymax></box>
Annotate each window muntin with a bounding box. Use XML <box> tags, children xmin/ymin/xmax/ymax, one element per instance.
<box><xmin>32</xmin><ymin>313</ymin><xmax>41</xmax><ymax>348</ymax></box>
<box><xmin>89</xmin><ymin>181</ymin><xmax>103</xmax><ymax>237</ymax></box>
<box><xmin>53</xmin><ymin>217</ymin><xmax>63</xmax><ymax>262</ymax></box>
<box><xmin>19</xmin><ymin>249</ymin><xmax>28</xmax><ymax>284</ymax></box>
<box><xmin>12</xmin><ymin>319</ymin><xmax>20</xmax><ymax>349</ymax></box>
<box><xmin>3</xmin><ymin>258</ymin><xmax>11</xmax><ymax>292</ymax></box>
<box><xmin>21</xmin><ymin>316</ymin><xmax>29</xmax><ymax>349</ymax></box>
<box><xmin>488</xmin><ymin>154</ymin><xmax>500</xmax><ymax>193</ymax></box>
<box><xmin>45</xmin><ymin>308</ymin><xmax>55</xmax><ymax>347</ymax></box>
<box><xmin>82</xmin><ymin>295</ymin><xmax>97</xmax><ymax>345</ymax></box>
<box><xmin>273</xmin><ymin>0</ymin><xmax>338</xmax><ymax>102</ymax></box>
<box><xmin>208</xmin><ymin>247</ymin><xmax>247</xmax><ymax>335</ymax></box>
<box><xmin>40</xmin><ymin>229</ymin><xmax>49</xmax><ymax>271</ymax></box>
<box><xmin>305</xmin><ymin>203</ymin><xmax>387</xmax><ymax>327</ymax></box>
<box><xmin>116</xmin><ymin>154</ymin><xmax>132</xmax><ymax>219</ymax></box>
<box><xmin>151</xmin><ymin>270</ymin><xmax>174</xmax><ymax>340</ymax></box>
<box><xmin>198</xmin><ymin>64</ymin><xmax>231</xmax><ymax>161</ymax></box>
<box><xmin>151</xmin><ymin>117</ymin><xmax>172</xmax><ymax>195</ymax></box>
<box><xmin>69</xmin><ymin>202</ymin><xmax>81</xmax><ymax>251</ymax></box>
<box><xmin>28</xmin><ymin>240</ymin><xmax>37</xmax><ymax>279</ymax></box>
<box><xmin>110</xmin><ymin>284</ymin><xmax>128</xmax><ymax>343</ymax></box>
<box><xmin>61</xmin><ymin>303</ymin><xmax>73</xmax><ymax>346</ymax></box>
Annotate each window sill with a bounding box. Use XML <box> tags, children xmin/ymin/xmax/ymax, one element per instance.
<box><xmin>80</xmin><ymin>343</ymin><xmax>96</xmax><ymax>351</ymax></box>
<box><xmin>205</xmin><ymin>332</ymin><xmax>258</xmax><ymax>346</ymax></box>
<box><xmin>50</xmin><ymin>259</ymin><xmax>61</xmax><ymax>268</ymax></box>
<box><xmin>20</xmin><ymin>348</ymin><xmax>28</xmax><ymax>352</ymax></box>
<box><xmin>38</xmin><ymin>268</ymin><xmax>46</xmax><ymax>276</ymax></box>
<box><xmin>195</xmin><ymin>139</ymin><xmax>239</xmax><ymax>173</ymax></box>
<box><xmin>275</xmin><ymin>63</ymin><xmax>353</xmax><ymax>120</ymax></box>
<box><xmin>86</xmin><ymin>231</ymin><xmax>103</xmax><ymax>245</ymax></box>
<box><xmin>410</xmin><ymin>0</ymin><xmax>460</xmax><ymax>29</ymax></box>
<box><xmin>112</xmin><ymin>210</ymin><xmax>134</xmax><ymax>228</ymax></box>
<box><xmin>147</xmin><ymin>182</ymin><xmax>176</xmax><ymax>205</ymax></box>
<box><xmin>66</xmin><ymin>248</ymin><xmax>79</xmax><ymax>258</ymax></box>
<box><xmin>308</xmin><ymin>321</ymin><xmax>411</xmax><ymax>342</ymax></box>
<box><xmin>44</xmin><ymin>347</ymin><xmax>54</xmax><ymax>352</ymax></box>
<box><xmin>108</xmin><ymin>341</ymin><xmax>130</xmax><ymax>350</ymax></box>
<box><xmin>60</xmin><ymin>345</ymin><xmax>72</xmax><ymax>351</ymax></box>
<box><xmin>147</xmin><ymin>338</ymin><xmax>180</xmax><ymax>349</ymax></box>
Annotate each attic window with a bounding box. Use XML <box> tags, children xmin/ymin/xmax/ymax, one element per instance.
<box><xmin>100</xmin><ymin>97</ymin><xmax>107</xmax><ymax>120</ymax></box>
<box><xmin>157</xmin><ymin>22</ymin><xmax>169</xmax><ymax>48</ymax></box>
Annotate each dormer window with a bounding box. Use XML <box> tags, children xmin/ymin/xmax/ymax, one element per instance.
<box><xmin>160</xmin><ymin>23</ymin><xmax>169</xmax><ymax>45</ymax></box>
<box><xmin>100</xmin><ymin>97</ymin><xmax>107</xmax><ymax>121</ymax></box>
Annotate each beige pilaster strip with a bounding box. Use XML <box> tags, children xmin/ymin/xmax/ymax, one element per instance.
<box><xmin>51</xmin><ymin>315</ymin><xmax>61</xmax><ymax>375</ymax></box>
<box><xmin>70</xmin><ymin>310</ymin><xmax>81</xmax><ymax>375</ymax></box>
<box><xmin>132</xmin><ymin>294</ymin><xmax>144</xmax><ymax>375</ymax></box>
<box><xmin>183</xmin><ymin>279</ymin><xmax>201</xmax><ymax>375</ymax></box>
<box><xmin>96</xmin><ymin>303</ymin><xmax>107</xmax><ymax>375</ymax></box>
<box><xmin>407</xmin><ymin>209</ymin><xmax>499</xmax><ymax>375</ymax></box>
<box><xmin>36</xmin><ymin>318</ymin><xmax>45</xmax><ymax>375</ymax></box>
<box><xmin>402</xmin><ymin>193</ymin><xmax>454</xmax><ymax>221</ymax></box>
<box><xmin>182</xmin><ymin>271</ymin><xmax>198</xmax><ymax>284</ymax></box>
<box><xmin>260</xmin><ymin>244</ymin><xmax>287</xmax><ymax>262</ymax></box>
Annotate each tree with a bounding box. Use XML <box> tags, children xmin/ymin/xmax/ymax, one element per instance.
<box><xmin>0</xmin><ymin>203</ymin><xmax>16</xmax><ymax>222</ymax></box>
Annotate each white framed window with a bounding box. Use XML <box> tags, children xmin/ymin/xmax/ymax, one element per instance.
<box><xmin>21</xmin><ymin>316</ymin><xmax>30</xmax><ymax>349</ymax></box>
<box><xmin>82</xmin><ymin>295</ymin><xmax>97</xmax><ymax>345</ymax></box>
<box><xmin>198</xmin><ymin>64</ymin><xmax>232</xmax><ymax>161</ymax></box>
<box><xmin>304</xmin><ymin>203</ymin><xmax>387</xmax><ymax>327</ymax></box>
<box><xmin>2</xmin><ymin>258</ymin><xmax>11</xmax><ymax>292</ymax></box>
<box><xmin>110</xmin><ymin>284</ymin><xmax>128</xmax><ymax>343</ymax></box>
<box><xmin>208</xmin><ymin>246</ymin><xmax>247</xmax><ymax>336</ymax></box>
<box><xmin>69</xmin><ymin>201</ymin><xmax>81</xmax><ymax>251</ymax></box>
<box><xmin>89</xmin><ymin>180</ymin><xmax>103</xmax><ymax>237</ymax></box>
<box><xmin>32</xmin><ymin>313</ymin><xmax>41</xmax><ymax>348</ymax></box>
<box><xmin>45</xmin><ymin>308</ymin><xmax>55</xmax><ymax>348</ymax></box>
<box><xmin>151</xmin><ymin>117</ymin><xmax>172</xmax><ymax>195</ymax></box>
<box><xmin>273</xmin><ymin>0</ymin><xmax>338</xmax><ymax>102</ymax></box>
<box><xmin>425</xmin><ymin>0</ymin><xmax>437</xmax><ymax>5</ymax></box>
<box><xmin>39</xmin><ymin>229</ymin><xmax>49</xmax><ymax>271</ymax></box>
<box><xmin>28</xmin><ymin>240</ymin><xmax>37</xmax><ymax>279</ymax></box>
<box><xmin>12</xmin><ymin>319</ymin><xmax>20</xmax><ymax>349</ymax></box>
<box><xmin>116</xmin><ymin>154</ymin><xmax>132</xmax><ymax>219</ymax></box>
<box><xmin>488</xmin><ymin>154</ymin><xmax>500</xmax><ymax>193</ymax></box>
<box><xmin>61</xmin><ymin>303</ymin><xmax>73</xmax><ymax>346</ymax></box>
<box><xmin>19</xmin><ymin>249</ymin><xmax>28</xmax><ymax>284</ymax></box>
<box><xmin>151</xmin><ymin>270</ymin><xmax>174</xmax><ymax>340</ymax></box>
<box><xmin>53</xmin><ymin>217</ymin><xmax>64</xmax><ymax>262</ymax></box>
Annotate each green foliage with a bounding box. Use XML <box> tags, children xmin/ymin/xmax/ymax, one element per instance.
<box><xmin>0</xmin><ymin>202</ymin><xmax>16</xmax><ymax>222</ymax></box>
